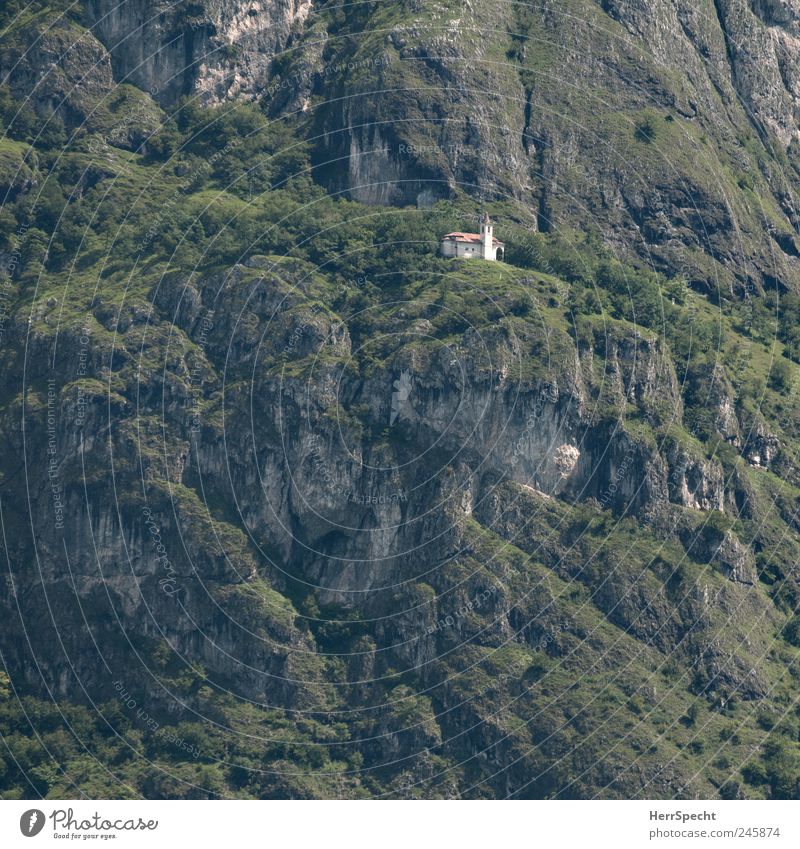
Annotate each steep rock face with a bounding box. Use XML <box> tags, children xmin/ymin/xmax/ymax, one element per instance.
<box><xmin>306</xmin><ymin>3</ymin><xmax>533</xmax><ymax>208</ymax></box>
<box><xmin>522</xmin><ymin>0</ymin><xmax>800</xmax><ymax>293</ymax></box>
<box><xmin>83</xmin><ymin>0</ymin><xmax>312</xmax><ymax>105</ymax></box>
<box><xmin>149</xmin><ymin>258</ymin><xmax>733</xmax><ymax>620</ymax></box>
<box><xmin>730</xmin><ymin>0</ymin><xmax>800</xmax><ymax>145</ymax></box>
<box><xmin>0</xmin><ymin>18</ymin><xmax>114</xmax><ymax>125</ymax></box>
<box><xmin>271</xmin><ymin>0</ymin><xmax>800</xmax><ymax>294</ymax></box>
<box><xmin>604</xmin><ymin>0</ymin><xmax>800</xmax><ymax>146</ymax></box>
<box><xmin>0</xmin><ymin>256</ymin><xmax>727</xmax><ymax>694</ymax></box>
<box><xmin>0</xmin><ymin>384</ymin><xmax>327</xmax><ymax>712</ymax></box>
<box><xmin>4</xmin><ymin>2</ymin><xmax>800</xmax><ymax>800</ymax></box>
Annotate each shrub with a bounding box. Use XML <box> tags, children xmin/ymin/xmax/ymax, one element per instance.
<box><xmin>635</xmin><ymin>116</ymin><xmax>657</xmax><ymax>144</ymax></box>
<box><xmin>782</xmin><ymin>615</ymin><xmax>800</xmax><ymax>648</ymax></box>
<box><xmin>769</xmin><ymin>357</ymin><xmax>792</xmax><ymax>393</ymax></box>
<box><xmin>741</xmin><ymin>761</ymin><xmax>768</xmax><ymax>786</ymax></box>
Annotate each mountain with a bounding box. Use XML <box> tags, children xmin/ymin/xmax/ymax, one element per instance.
<box><xmin>1</xmin><ymin>0</ymin><xmax>800</xmax><ymax>800</ymax></box>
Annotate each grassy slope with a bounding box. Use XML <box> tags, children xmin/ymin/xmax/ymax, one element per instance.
<box><xmin>1</xmin><ymin>3</ymin><xmax>800</xmax><ymax>800</ymax></box>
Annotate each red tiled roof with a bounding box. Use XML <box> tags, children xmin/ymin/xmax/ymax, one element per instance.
<box><xmin>443</xmin><ymin>232</ymin><xmax>505</xmax><ymax>246</ymax></box>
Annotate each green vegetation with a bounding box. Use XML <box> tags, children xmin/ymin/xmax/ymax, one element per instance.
<box><xmin>2</xmin><ymin>0</ymin><xmax>800</xmax><ymax>802</ymax></box>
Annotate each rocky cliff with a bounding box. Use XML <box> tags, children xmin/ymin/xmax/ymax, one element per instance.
<box><xmin>286</xmin><ymin>0</ymin><xmax>800</xmax><ymax>296</ymax></box>
<box><xmin>2</xmin><ymin>244</ymin><xmax>796</xmax><ymax>797</ymax></box>
<box><xmin>84</xmin><ymin>0</ymin><xmax>312</xmax><ymax>104</ymax></box>
<box><xmin>2</xmin><ymin>0</ymin><xmax>800</xmax><ymax>801</ymax></box>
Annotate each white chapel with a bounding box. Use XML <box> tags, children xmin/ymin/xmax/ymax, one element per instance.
<box><xmin>441</xmin><ymin>213</ymin><xmax>504</xmax><ymax>261</ymax></box>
